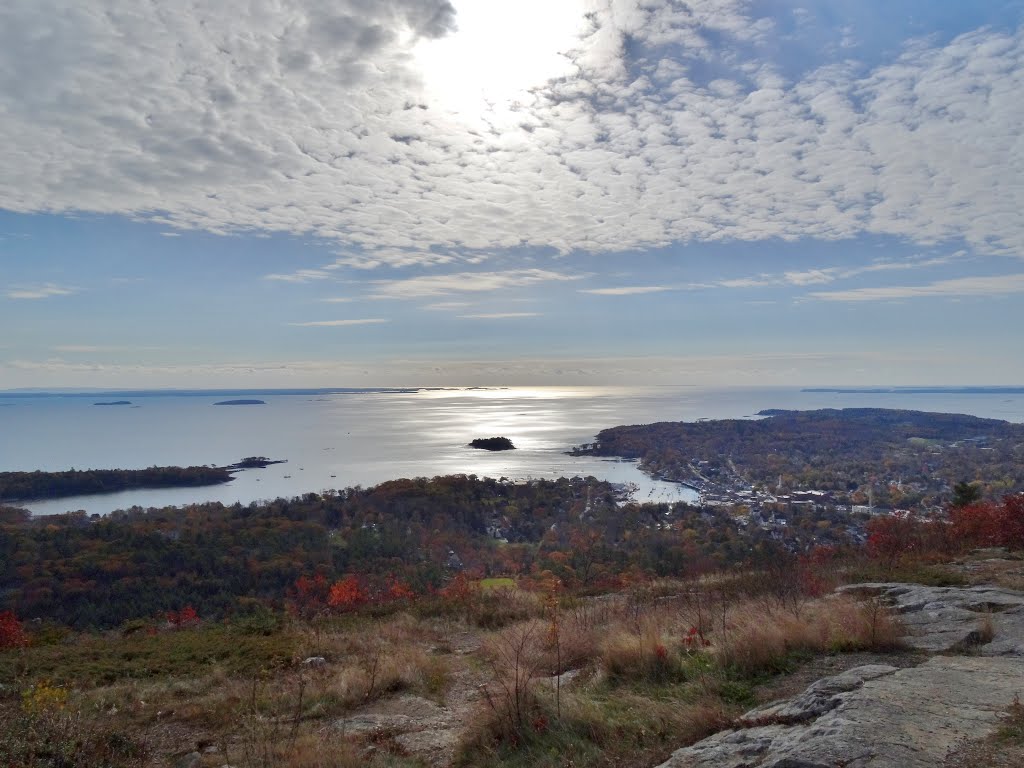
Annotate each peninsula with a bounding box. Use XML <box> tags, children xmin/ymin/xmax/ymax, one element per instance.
<box><xmin>0</xmin><ymin>456</ymin><xmax>286</xmax><ymax>502</ymax></box>
<box><xmin>572</xmin><ymin>407</ymin><xmax>1024</xmax><ymax>511</ymax></box>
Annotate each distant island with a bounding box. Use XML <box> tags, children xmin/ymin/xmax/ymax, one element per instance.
<box><xmin>469</xmin><ymin>436</ymin><xmax>516</xmax><ymax>451</ymax></box>
<box><xmin>227</xmin><ymin>456</ymin><xmax>287</xmax><ymax>469</ymax></box>
<box><xmin>0</xmin><ymin>456</ymin><xmax>286</xmax><ymax>501</ymax></box>
<box><xmin>93</xmin><ymin>400</ymin><xmax>132</xmax><ymax>406</ymax></box>
<box><xmin>214</xmin><ymin>399</ymin><xmax>266</xmax><ymax>405</ymax></box>
<box><xmin>803</xmin><ymin>386</ymin><xmax>1024</xmax><ymax>395</ymax></box>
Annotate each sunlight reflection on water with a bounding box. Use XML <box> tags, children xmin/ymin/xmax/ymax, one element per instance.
<box><xmin>5</xmin><ymin>385</ymin><xmax>1022</xmax><ymax>516</ymax></box>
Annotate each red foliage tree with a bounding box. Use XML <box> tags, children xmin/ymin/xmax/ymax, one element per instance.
<box><xmin>327</xmin><ymin>575</ymin><xmax>368</xmax><ymax>611</ymax></box>
<box><xmin>439</xmin><ymin>572</ymin><xmax>478</xmax><ymax>604</ymax></box>
<box><xmin>949</xmin><ymin>495</ymin><xmax>1024</xmax><ymax>549</ymax></box>
<box><xmin>0</xmin><ymin>610</ymin><xmax>28</xmax><ymax>649</ymax></box>
<box><xmin>167</xmin><ymin>605</ymin><xmax>200</xmax><ymax>628</ymax></box>
<box><xmin>798</xmin><ymin>545</ymin><xmax>841</xmax><ymax>597</ymax></box>
<box><xmin>290</xmin><ymin>573</ymin><xmax>330</xmax><ymax>619</ymax></box>
<box><xmin>866</xmin><ymin>511</ymin><xmax>932</xmax><ymax>564</ymax></box>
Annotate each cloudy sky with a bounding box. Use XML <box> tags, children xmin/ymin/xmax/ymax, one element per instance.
<box><xmin>1</xmin><ymin>0</ymin><xmax>1022</xmax><ymax>388</ymax></box>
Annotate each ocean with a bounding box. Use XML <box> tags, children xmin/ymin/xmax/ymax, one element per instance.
<box><xmin>3</xmin><ymin>385</ymin><xmax>1023</xmax><ymax>516</ymax></box>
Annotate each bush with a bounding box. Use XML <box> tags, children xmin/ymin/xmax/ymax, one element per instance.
<box><xmin>0</xmin><ymin>610</ymin><xmax>28</xmax><ymax>649</ymax></box>
<box><xmin>950</xmin><ymin>496</ymin><xmax>1024</xmax><ymax>550</ymax></box>
<box><xmin>0</xmin><ymin>699</ymin><xmax>148</xmax><ymax>768</ymax></box>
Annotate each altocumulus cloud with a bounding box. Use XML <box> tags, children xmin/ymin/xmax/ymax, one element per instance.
<box><xmin>0</xmin><ymin>0</ymin><xmax>1022</xmax><ymax>263</ymax></box>
<box><xmin>368</xmin><ymin>269</ymin><xmax>583</xmax><ymax>299</ymax></box>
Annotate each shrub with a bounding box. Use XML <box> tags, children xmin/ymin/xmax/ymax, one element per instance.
<box><xmin>950</xmin><ymin>496</ymin><xmax>1024</xmax><ymax>550</ymax></box>
<box><xmin>0</xmin><ymin>610</ymin><xmax>28</xmax><ymax>649</ymax></box>
<box><xmin>328</xmin><ymin>575</ymin><xmax>369</xmax><ymax>611</ymax></box>
<box><xmin>167</xmin><ymin>605</ymin><xmax>200</xmax><ymax>628</ymax></box>
<box><xmin>0</xmin><ymin>699</ymin><xmax>148</xmax><ymax>768</ymax></box>
<box><xmin>477</xmin><ymin>621</ymin><xmax>547</xmax><ymax>744</ymax></box>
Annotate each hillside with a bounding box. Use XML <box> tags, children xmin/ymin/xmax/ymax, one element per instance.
<box><xmin>573</xmin><ymin>408</ymin><xmax>1024</xmax><ymax>510</ymax></box>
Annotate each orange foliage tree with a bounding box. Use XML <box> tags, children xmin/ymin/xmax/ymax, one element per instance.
<box><xmin>327</xmin><ymin>575</ymin><xmax>368</xmax><ymax>611</ymax></box>
<box><xmin>384</xmin><ymin>577</ymin><xmax>416</xmax><ymax>602</ymax></box>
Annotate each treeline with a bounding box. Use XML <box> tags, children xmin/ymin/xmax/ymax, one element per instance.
<box><xmin>0</xmin><ymin>475</ymin><xmax>796</xmax><ymax>629</ymax></box>
<box><xmin>576</xmin><ymin>408</ymin><xmax>1024</xmax><ymax>505</ymax></box>
<box><xmin>0</xmin><ymin>466</ymin><xmax>233</xmax><ymax>502</ymax></box>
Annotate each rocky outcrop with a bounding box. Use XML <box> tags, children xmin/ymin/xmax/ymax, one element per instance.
<box><xmin>658</xmin><ymin>656</ymin><xmax>1024</xmax><ymax>768</ymax></box>
<box><xmin>837</xmin><ymin>582</ymin><xmax>1024</xmax><ymax>655</ymax></box>
<box><xmin>657</xmin><ymin>583</ymin><xmax>1024</xmax><ymax>768</ymax></box>
<box><xmin>335</xmin><ymin>694</ymin><xmax>469</xmax><ymax>765</ymax></box>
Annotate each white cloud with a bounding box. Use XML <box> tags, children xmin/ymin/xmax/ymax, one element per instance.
<box><xmin>289</xmin><ymin>318</ymin><xmax>390</xmax><ymax>326</ymax></box>
<box><xmin>422</xmin><ymin>301</ymin><xmax>472</xmax><ymax>310</ymax></box>
<box><xmin>369</xmin><ymin>269</ymin><xmax>582</xmax><ymax>298</ymax></box>
<box><xmin>456</xmin><ymin>312</ymin><xmax>540</xmax><ymax>319</ymax></box>
<box><xmin>329</xmin><ymin>249</ymin><xmax>460</xmax><ymax>270</ymax></box>
<box><xmin>0</xmin><ymin>1</ymin><xmax>1020</xmax><ymax>264</ymax></box>
<box><xmin>715</xmin><ymin>253</ymin><xmax>968</xmax><ymax>291</ymax></box>
<box><xmin>6</xmin><ymin>283</ymin><xmax>77</xmax><ymax>300</ymax></box>
<box><xmin>580</xmin><ymin>285</ymin><xmax>676</xmax><ymax>296</ymax></box>
<box><xmin>808</xmin><ymin>273</ymin><xmax>1024</xmax><ymax>302</ymax></box>
<box><xmin>264</xmin><ymin>270</ymin><xmax>332</xmax><ymax>283</ymax></box>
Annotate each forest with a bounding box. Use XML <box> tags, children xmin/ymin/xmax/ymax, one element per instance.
<box><xmin>574</xmin><ymin>408</ymin><xmax>1024</xmax><ymax>508</ymax></box>
<box><xmin>0</xmin><ymin>474</ymin><xmax>820</xmax><ymax>629</ymax></box>
<box><xmin>0</xmin><ymin>466</ymin><xmax>233</xmax><ymax>502</ymax></box>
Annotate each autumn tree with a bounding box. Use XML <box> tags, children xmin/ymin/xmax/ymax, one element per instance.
<box><xmin>328</xmin><ymin>575</ymin><xmax>368</xmax><ymax>611</ymax></box>
<box><xmin>290</xmin><ymin>574</ymin><xmax>330</xmax><ymax>620</ymax></box>
<box><xmin>0</xmin><ymin>610</ymin><xmax>28</xmax><ymax>648</ymax></box>
<box><xmin>167</xmin><ymin>605</ymin><xmax>200</xmax><ymax>628</ymax></box>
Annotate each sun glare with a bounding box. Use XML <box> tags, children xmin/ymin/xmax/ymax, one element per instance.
<box><xmin>413</xmin><ymin>0</ymin><xmax>588</xmax><ymax>121</ymax></box>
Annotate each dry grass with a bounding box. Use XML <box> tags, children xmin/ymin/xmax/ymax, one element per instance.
<box><xmin>49</xmin><ymin>611</ymin><xmax>454</xmax><ymax>767</ymax></box>
<box><xmin>713</xmin><ymin>595</ymin><xmax>903</xmax><ymax>675</ymax></box>
<box><xmin>6</xmin><ymin>575</ymin><xmax>913</xmax><ymax>768</ymax></box>
<box><xmin>599</xmin><ymin>624</ymin><xmax>677</xmax><ymax>683</ymax></box>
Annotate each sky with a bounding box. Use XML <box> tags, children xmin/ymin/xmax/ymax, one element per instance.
<box><xmin>1</xmin><ymin>0</ymin><xmax>1022</xmax><ymax>389</ymax></box>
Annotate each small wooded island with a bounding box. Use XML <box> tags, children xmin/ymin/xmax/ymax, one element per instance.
<box><xmin>469</xmin><ymin>436</ymin><xmax>516</xmax><ymax>451</ymax></box>
<box><xmin>0</xmin><ymin>457</ymin><xmax>286</xmax><ymax>501</ymax></box>
<box><xmin>214</xmin><ymin>399</ymin><xmax>266</xmax><ymax>405</ymax></box>
<box><xmin>93</xmin><ymin>400</ymin><xmax>132</xmax><ymax>406</ymax></box>
<box><xmin>227</xmin><ymin>456</ymin><xmax>287</xmax><ymax>469</ymax></box>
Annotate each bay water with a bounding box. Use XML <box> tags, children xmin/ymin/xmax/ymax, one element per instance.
<box><xmin>3</xmin><ymin>385</ymin><xmax>1022</xmax><ymax>516</ymax></box>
